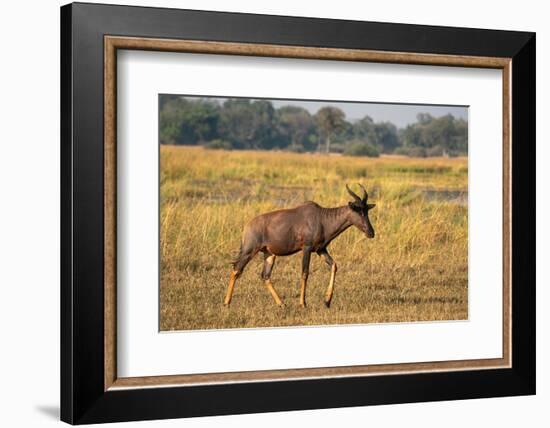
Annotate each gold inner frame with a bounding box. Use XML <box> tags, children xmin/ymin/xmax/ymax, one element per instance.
<box><xmin>104</xmin><ymin>35</ymin><xmax>512</xmax><ymax>391</ymax></box>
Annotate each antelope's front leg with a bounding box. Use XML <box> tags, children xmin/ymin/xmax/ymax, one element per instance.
<box><xmin>261</xmin><ymin>253</ymin><xmax>283</xmax><ymax>306</ymax></box>
<box><xmin>318</xmin><ymin>249</ymin><xmax>337</xmax><ymax>308</ymax></box>
<box><xmin>300</xmin><ymin>247</ymin><xmax>312</xmax><ymax>307</ymax></box>
<box><xmin>224</xmin><ymin>249</ymin><xmax>256</xmax><ymax>306</ymax></box>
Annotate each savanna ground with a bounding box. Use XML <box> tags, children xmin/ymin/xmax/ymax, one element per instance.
<box><xmin>160</xmin><ymin>146</ymin><xmax>468</xmax><ymax>331</ymax></box>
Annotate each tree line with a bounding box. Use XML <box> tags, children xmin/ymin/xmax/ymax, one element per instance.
<box><xmin>159</xmin><ymin>96</ymin><xmax>468</xmax><ymax>157</ymax></box>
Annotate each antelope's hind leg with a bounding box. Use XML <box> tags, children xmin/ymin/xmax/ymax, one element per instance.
<box><xmin>300</xmin><ymin>247</ymin><xmax>312</xmax><ymax>308</ymax></box>
<box><xmin>261</xmin><ymin>253</ymin><xmax>283</xmax><ymax>306</ymax></box>
<box><xmin>319</xmin><ymin>249</ymin><xmax>337</xmax><ymax>308</ymax></box>
<box><xmin>224</xmin><ymin>250</ymin><xmax>256</xmax><ymax>306</ymax></box>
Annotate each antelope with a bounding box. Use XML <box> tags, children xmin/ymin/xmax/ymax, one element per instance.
<box><xmin>224</xmin><ymin>184</ymin><xmax>376</xmax><ymax>308</ymax></box>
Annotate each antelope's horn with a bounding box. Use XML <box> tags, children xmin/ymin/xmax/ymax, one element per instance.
<box><xmin>346</xmin><ymin>184</ymin><xmax>361</xmax><ymax>203</ymax></box>
<box><xmin>358</xmin><ymin>183</ymin><xmax>369</xmax><ymax>202</ymax></box>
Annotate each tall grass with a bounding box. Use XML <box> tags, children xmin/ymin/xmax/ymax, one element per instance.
<box><xmin>160</xmin><ymin>146</ymin><xmax>468</xmax><ymax>330</ymax></box>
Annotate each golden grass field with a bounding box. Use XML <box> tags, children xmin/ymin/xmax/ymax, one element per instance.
<box><xmin>160</xmin><ymin>145</ymin><xmax>468</xmax><ymax>331</ymax></box>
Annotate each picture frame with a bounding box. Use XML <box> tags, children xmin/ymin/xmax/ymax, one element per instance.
<box><xmin>60</xmin><ymin>2</ymin><xmax>535</xmax><ymax>424</ymax></box>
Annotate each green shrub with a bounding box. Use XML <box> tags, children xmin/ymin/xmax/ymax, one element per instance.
<box><xmin>286</xmin><ymin>143</ymin><xmax>306</xmax><ymax>153</ymax></box>
<box><xmin>204</xmin><ymin>139</ymin><xmax>233</xmax><ymax>150</ymax></box>
<box><xmin>343</xmin><ymin>141</ymin><xmax>380</xmax><ymax>157</ymax></box>
<box><xmin>394</xmin><ymin>146</ymin><xmax>427</xmax><ymax>158</ymax></box>
<box><xmin>426</xmin><ymin>145</ymin><xmax>445</xmax><ymax>157</ymax></box>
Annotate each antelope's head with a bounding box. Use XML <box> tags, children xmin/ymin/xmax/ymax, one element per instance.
<box><xmin>346</xmin><ymin>184</ymin><xmax>376</xmax><ymax>239</ymax></box>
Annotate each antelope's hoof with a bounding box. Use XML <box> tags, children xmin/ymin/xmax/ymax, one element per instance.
<box><xmin>324</xmin><ymin>300</ymin><xmax>332</xmax><ymax>308</ymax></box>
<box><xmin>300</xmin><ymin>303</ymin><xmax>307</xmax><ymax>308</ymax></box>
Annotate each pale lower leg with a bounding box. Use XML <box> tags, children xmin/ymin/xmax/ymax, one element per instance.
<box><xmin>265</xmin><ymin>279</ymin><xmax>283</xmax><ymax>306</ymax></box>
<box><xmin>224</xmin><ymin>271</ymin><xmax>239</xmax><ymax>306</ymax></box>
<box><xmin>324</xmin><ymin>264</ymin><xmax>337</xmax><ymax>307</ymax></box>
<box><xmin>300</xmin><ymin>275</ymin><xmax>308</xmax><ymax>307</ymax></box>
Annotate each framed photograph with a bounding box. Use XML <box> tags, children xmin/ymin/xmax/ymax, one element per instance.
<box><xmin>60</xmin><ymin>2</ymin><xmax>535</xmax><ymax>424</ymax></box>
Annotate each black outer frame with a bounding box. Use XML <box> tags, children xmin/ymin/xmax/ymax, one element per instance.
<box><xmin>60</xmin><ymin>2</ymin><xmax>535</xmax><ymax>424</ymax></box>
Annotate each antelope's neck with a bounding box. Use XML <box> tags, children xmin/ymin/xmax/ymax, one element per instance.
<box><xmin>323</xmin><ymin>206</ymin><xmax>352</xmax><ymax>243</ymax></box>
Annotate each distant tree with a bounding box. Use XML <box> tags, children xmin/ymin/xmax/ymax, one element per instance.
<box><xmin>450</xmin><ymin>117</ymin><xmax>468</xmax><ymax>154</ymax></box>
<box><xmin>400</xmin><ymin>113</ymin><xmax>467</xmax><ymax>156</ymax></box>
<box><xmin>189</xmin><ymin>100</ymin><xmax>220</xmax><ymax>143</ymax></box>
<box><xmin>401</xmin><ymin>121</ymin><xmax>423</xmax><ymax>148</ymax></box>
<box><xmin>277</xmin><ymin>106</ymin><xmax>314</xmax><ymax>150</ymax></box>
<box><xmin>158</xmin><ymin>95</ymin><xmax>467</xmax><ymax>157</ymax></box>
<box><xmin>159</xmin><ymin>99</ymin><xmax>184</xmax><ymax>145</ymax></box>
<box><xmin>159</xmin><ymin>97</ymin><xmax>219</xmax><ymax>145</ymax></box>
<box><xmin>315</xmin><ymin>107</ymin><xmax>346</xmax><ymax>153</ymax></box>
<box><xmin>250</xmin><ymin>100</ymin><xmax>279</xmax><ymax>149</ymax></box>
<box><xmin>352</xmin><ymin>116</ymin><xmax>399</xmax><ymax>153</ymax></box>
<box><xmin>218</xmin><ymin>99</ymin><xmax>280</xmax><ymax>149</ymax></box>
<box><xmin>417</xmin><ymin>112</ymin><xmax>434</xmax><ymax>125</ymax></box>
<box><xmin>332</xmin><ymin>119</ymin><xmax>354</xmax><ymax>147</ymax></box>
<box><xmin>159</xmin><ymin>94</ymin><xmax>179</xmax><ymax>111</ymax></box>
<box><xmin>429</xmin><ymin>114</ymin><xmax>455</xmax><ymax>152</ymax></box>
<box><xmin>352</xmin><ymin>116</ymin><xmax>375</xmax><ymax>141</ymax></box>
<box><xmin>372</xmin><ymin>122</ymin><xmax>400</xmax><ymax>153</ymax></box>
<box><xmin>218</xmin><ymin>99</ymin><xmax>255</xmax><ymax>149</ymax></box>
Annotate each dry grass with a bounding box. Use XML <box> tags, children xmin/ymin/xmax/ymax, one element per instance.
<box><xmin>160</xmin><ymin>146</ymin><xmax>468</xmax><ymax>330</ymax></box>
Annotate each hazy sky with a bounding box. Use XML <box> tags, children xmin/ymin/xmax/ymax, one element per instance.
<box><xmin>178</xmin><ymin>95</ymin><xmax>468</xmax><ymax>129</ymax></box>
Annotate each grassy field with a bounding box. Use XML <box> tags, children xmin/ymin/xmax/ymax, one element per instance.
<box><xmin>160</xmin><ymin>146</ymin><xmax>468</xmax><ymax>331</ymax></box>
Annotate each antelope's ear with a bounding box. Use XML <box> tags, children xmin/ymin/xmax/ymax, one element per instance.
<box><xmin>367</xmin><ymin>203</ymin><xmax>376</xmax><ymax>210</ymax></box>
